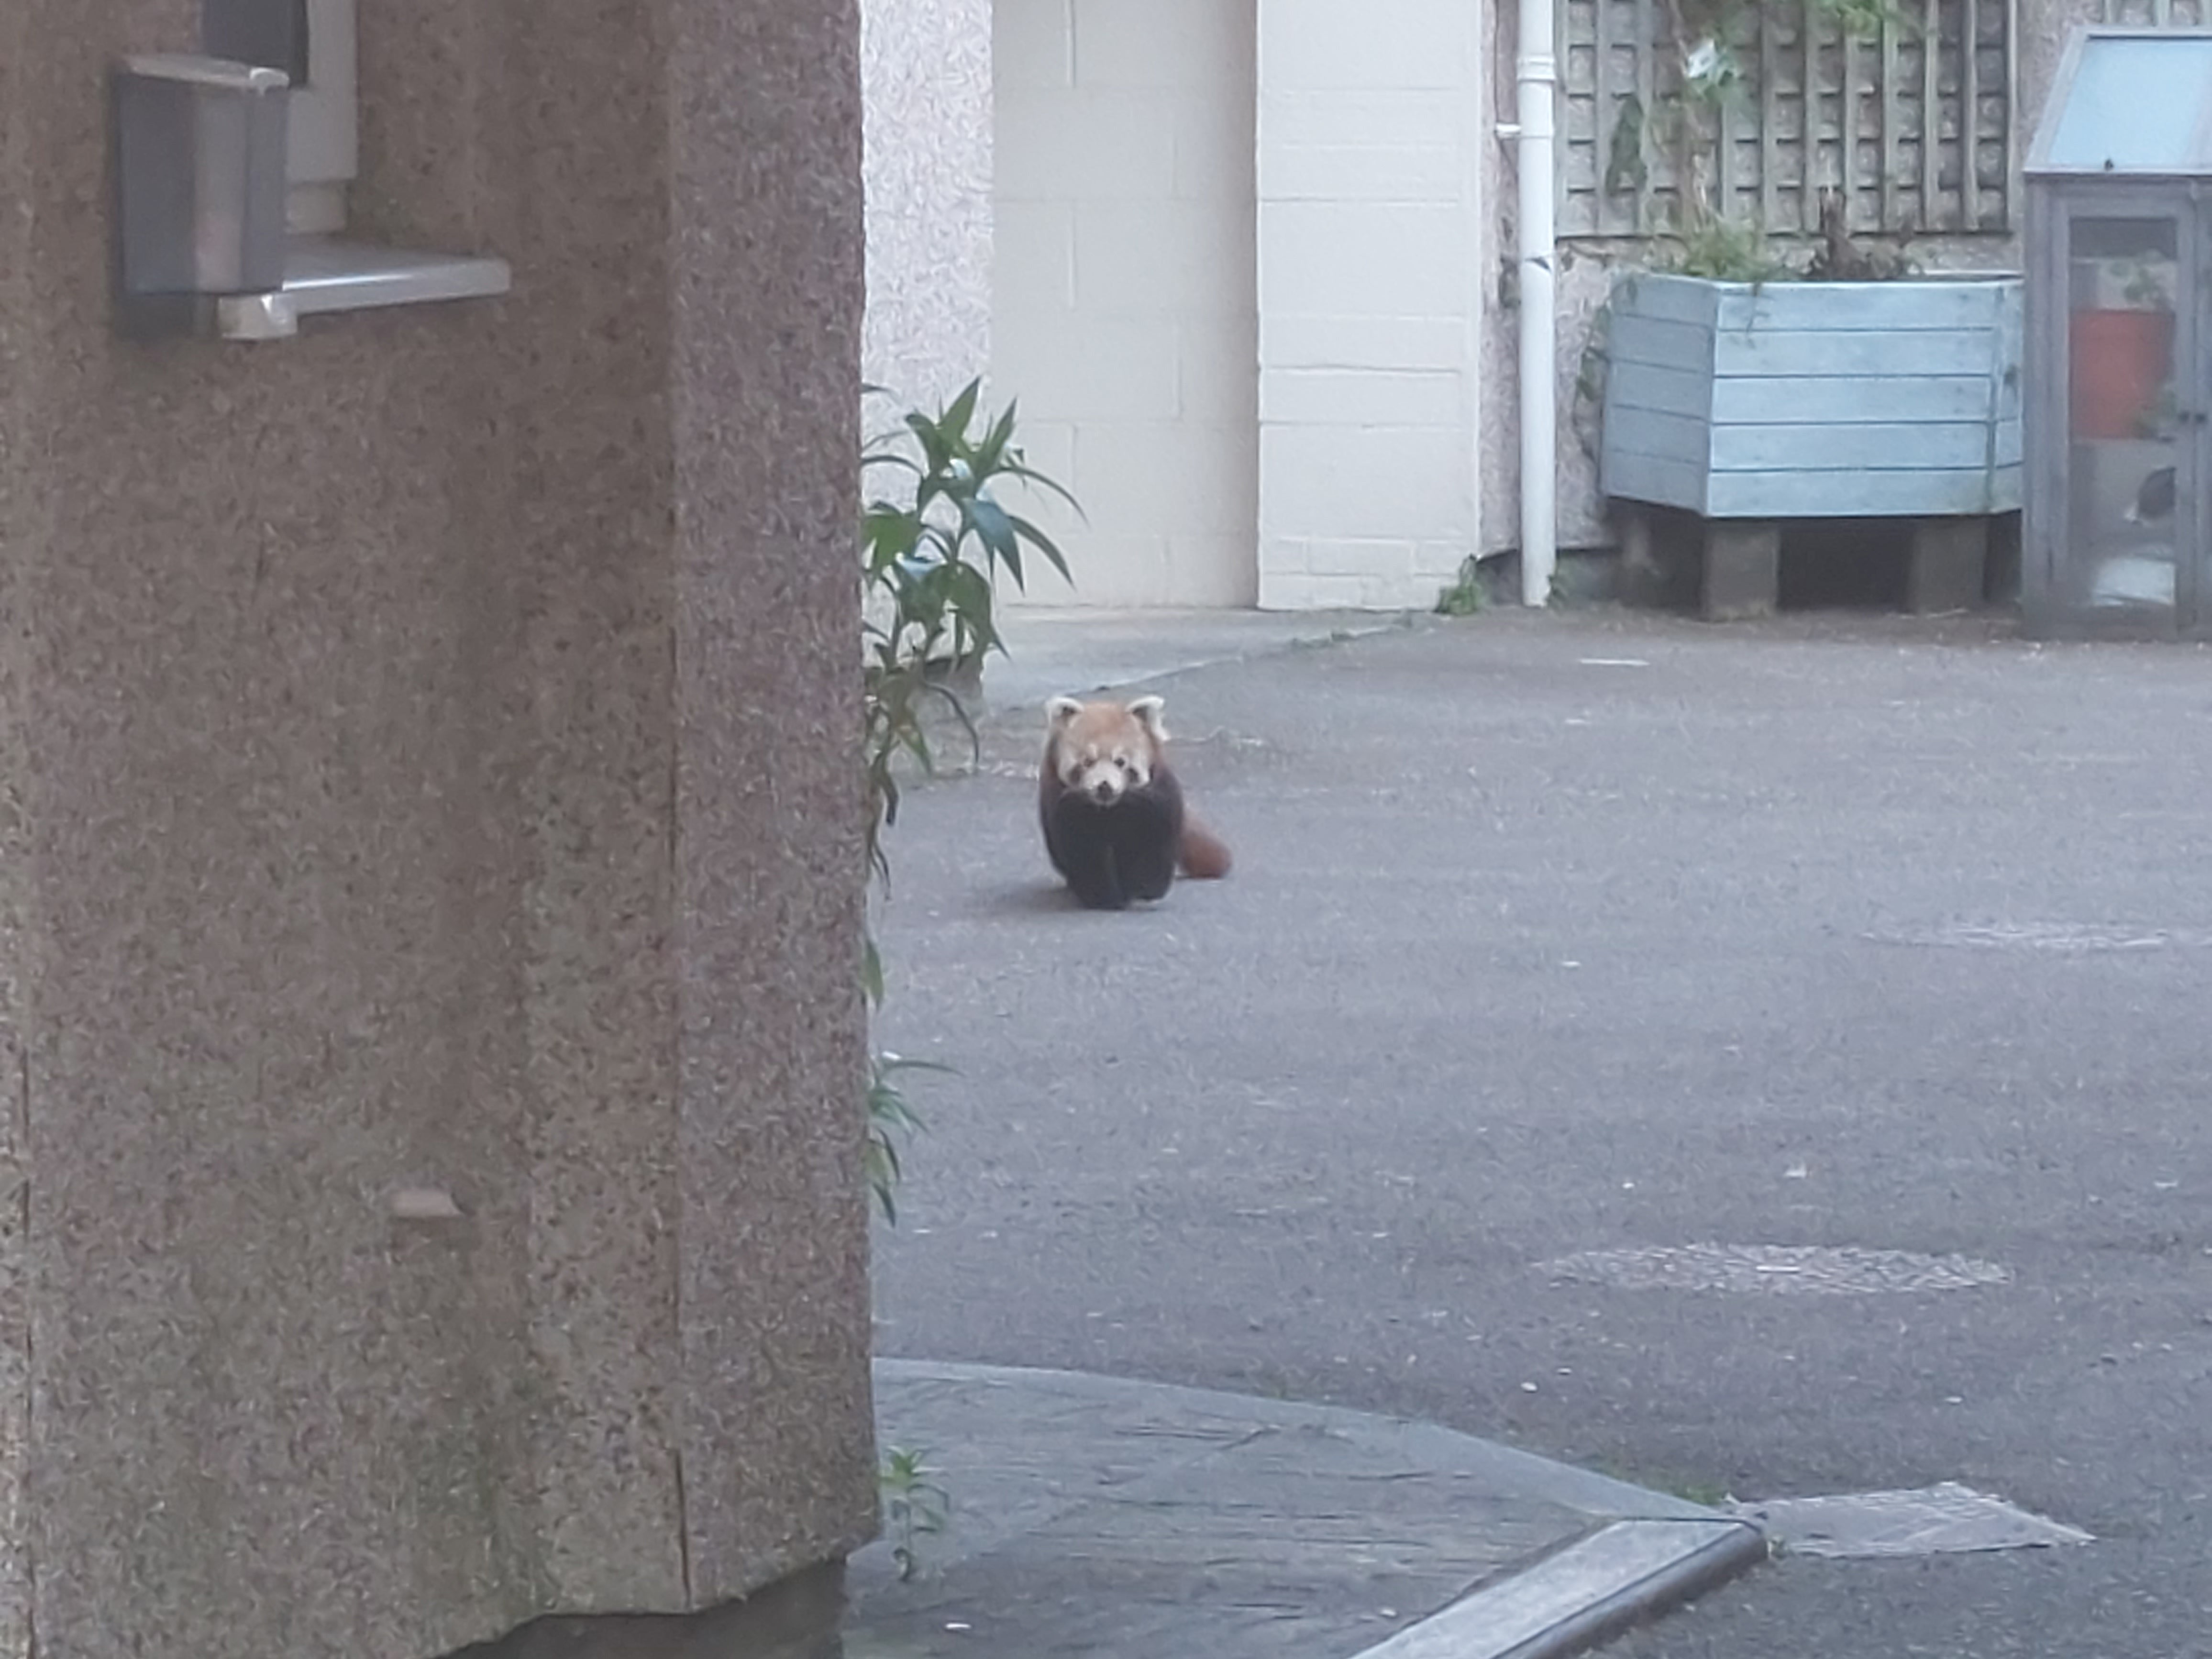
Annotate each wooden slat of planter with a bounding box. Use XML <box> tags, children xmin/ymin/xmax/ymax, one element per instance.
<box><xmin>1623</xmin><ymin>272</ymin><xmax>2004</xmax><ymax>329</ymax></box>
<box><xmin>1603</xmin><ymin>448</ymin><xmax>1713</xmax><ymax>514</ymax></box>
<box><xmin>1710</xmin><ymin>328</ymin><xmax>1999</xmax><ymax>376</ymax></box>
<box><xmin>1993</xmin><ymin>281</ymin><xmax>2025</xmax><ymax>419</ymax></box>
<box><xmin>1709</xmin><ymin>280</ymin><xmax>2004</xmax><ymax>331</ymax></box>
<box><xmin>1612</xmin><ymin>274</ymin><xmax>1723</xmax><ymax>325</ymax></box>
<box><xmin>1607</xmin><ymin>312</ymin><xmax>1724</xmax><ymax>374</ymax></box>
<box><xmin>1606</xmin><ymin>361</ymin><xmax>1718</xmax><ymax>417</ymax></box>
<box><xmin>1710</xmin><ymin>374</ymin><xmax>1997</xmax><ymax>422</ymax></box>
<box><xmin>1709</xmin><ymin>467</ymin><xmax>2006</xmax><ymax>516</ymax></box>
<box><xmin>1608</xmin><ymin>408</ymin><xmax>1714</xmax><ymax>465</ymax></box>
<box><xmin>1710</xmin><ymin>420</ymin><xmax>1999</xmax><ymax>471</ymax></box>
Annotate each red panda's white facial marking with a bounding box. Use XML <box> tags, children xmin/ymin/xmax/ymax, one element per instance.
<box><xmin>1064</xmin><ymin>747</ymin><xmax>1150</xmax><ymax>804</ymax></box>
<box><xmin>1045</xmin><ymin>695</ymin><xmax>1165</xmax><ymax>805</ymax></box>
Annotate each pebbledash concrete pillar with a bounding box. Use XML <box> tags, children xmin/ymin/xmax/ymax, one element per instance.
<box><xmin>0</xmin><ymin>2</ymin><xmax>874</xmax><ymax>1657</ymax></box>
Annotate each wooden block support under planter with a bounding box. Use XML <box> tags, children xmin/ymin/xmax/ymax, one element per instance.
<box><xmin>1904</xmin><ymin>517</ymin><xmax>1991</xmax><ymax>614</ymax></box>
<box><xmin>1702</xmin><ymin>522</ymin><xmax>1782</xmax><ymax>621</ymax></box>
<box><xmin>1600</xmin><ymin>271</ymin><xmax>2023</xmax><ymax>619</ymax></box>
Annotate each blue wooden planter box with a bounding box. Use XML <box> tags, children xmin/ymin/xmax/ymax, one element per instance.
<box><xmin>1599</xmin><ymin>271</ymin><xmax>2025</xmax><ymax>520</ymax></box>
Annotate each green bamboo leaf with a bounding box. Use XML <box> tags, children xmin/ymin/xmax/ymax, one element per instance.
<box><xmin>974</xmin><ymin>400</ymin><xmax>1019</xmax><ymax>475</ymax></box>
<box><xmin>903</xmin><ymin>411</ymin><xmax>952</xmax><ymax>474</ymax></box>
<box><xmin>921</xmin><ymin>679</ymin><xmax>982</xmax><ymax>766</ymax></box>
<box><xmin>879</xmin><ymin>1057</ymin><xmax>955</xmax><ymax>1079</ymax></box>
<box><xmin>864</xmin><ymin>506</ymin><xmax>924</xmax><ymax>566</ymax></box>
<box><xmin>866</xmin><ymin>1131</ymin><xmax>902</xmax><ymax>1225</ymax></box>
<box><xmin>861</xmin><ymin>449</ymin><xmax>924</xmax><ymax>480</ymax></box>
<box><xmin>1006</xmin><ymin>461</ymin><xmax>1084</xmax><ymax>519</ymax></box>
<box><xmin>945</xmin><ymin>561</ymin><xmax>997</xmax><ymax>643</ymax></box>
<box><xmin>968</xmin><ymin>493</ymin><xmax>1019</xmax><ymax>570</ymax></box>
<box><xmin>940</xmin><ymin>377</ymin><xmax>983</xmax><ymax>446</ymax></box>
<box><xmin>1008</xmin><ymin>513</ymin><xmax>1074</xmax><ymax>583</ymax></box>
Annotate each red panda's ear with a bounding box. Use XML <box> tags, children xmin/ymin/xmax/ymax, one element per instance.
<box><xmin>1045</xmin><ymin>696</ymin><xmax>1084</xmax><ymax>731</ymax></box>
<box><xmin>1128</xmin><ymin>695</ymin><xmax>1168</xmax><ymax>741</ymax></box>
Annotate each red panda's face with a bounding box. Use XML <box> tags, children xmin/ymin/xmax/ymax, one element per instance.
<box><xmin>1046</xmin><ymin>695</ymin><xmax>1166</xmax><ymax>806</ymax></box>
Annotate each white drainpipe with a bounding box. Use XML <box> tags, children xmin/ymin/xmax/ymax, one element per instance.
<box><xmin>1509</xmin><ymin>0</ymin><xmax>1558</xmax><ymax>607</ymax></box>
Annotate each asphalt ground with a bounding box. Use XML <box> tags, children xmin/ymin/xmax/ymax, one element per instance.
<box><xmin>869</xmin><ymin>608</ymin><xmax>2212</xmax><ymax>1657</ymax></box>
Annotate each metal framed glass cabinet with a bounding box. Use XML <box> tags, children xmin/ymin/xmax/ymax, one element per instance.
<box><xmin>2024</xmin><ymin>29</ymin><xmax>2212</xmax><ymax>638</ymax></box>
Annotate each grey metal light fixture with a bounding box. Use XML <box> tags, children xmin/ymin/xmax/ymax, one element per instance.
<box><xmin>111</xmin><ymin>54</ymin><xmax>290</xmax><ymax>339</ymax></box>
<box><xmin>112</xmin><ymin>0</ymin><xmax>512</xmax><ymax>343</ymax></box>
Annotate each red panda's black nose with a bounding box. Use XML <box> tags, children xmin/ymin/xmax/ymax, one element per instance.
<box><xmin>1090</xmin><ymin>781</ymin><xmax>1115</xmax><ymax>803</ymax></box>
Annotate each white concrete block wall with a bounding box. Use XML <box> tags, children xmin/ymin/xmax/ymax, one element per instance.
<box><xmin>1257</xmin><ymin>0</ymin><xmax>1486</xmax><ymax>610</ymax></box>
<box><xmin>992</xmin><ymin>0</ymin><xmax>1261</xmax><ymax>608</ymax></box>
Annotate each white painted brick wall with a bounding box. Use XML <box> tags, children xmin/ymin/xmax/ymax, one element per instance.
<box><xmin>995</xmin><ymin>91</ymin><xmax>1176</xmax><ymax>201</ymax></box>
<box><xmin>991</xmin><ymin>0</ymin><xmax>1260</xmax><ymax>608</ymax></box>
<box><xmin>1257</xmin><ymin>0</ymin><xmax>1485</xmax><ymax>611</ymax></box>
<box><xmin>1076</xmin><ymin>0</ymin><xmax>1251</xmax><ymax>89</ymax></box>
<box><xmin>1263</xmin><ymin>0</ymin><xmax>1474</xmax><ymax>87</ymax></box>
<box><xmin>1261</xmin><ymin>425</ymin><xmax>1471</xmax><ymax>541</ymax></box>
<box><xmin>1261</xmin><ymin>203</ymin><xmax>1475</xmax><ymax>317</ymax></box>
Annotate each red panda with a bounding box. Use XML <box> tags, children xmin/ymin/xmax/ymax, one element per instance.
<box><xmin>1039</xmin><ymin>694</ymin><xmax>1232</xmax><ymax>910</ymax></box>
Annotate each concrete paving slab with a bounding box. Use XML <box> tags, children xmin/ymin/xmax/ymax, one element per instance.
<box><xmin>1725</xmin><ymin>1484</ymin><xmax>2094</xmax><ymax>1560</ymax></box>
<box><xmin>844</xmin><ymin>1361</ymin><xmax>1766</xmax><ymax>1659</ymax></box>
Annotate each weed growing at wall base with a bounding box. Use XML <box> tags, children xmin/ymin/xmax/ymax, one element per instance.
<box><xmin>878</xmin><ymin>1446</ymin><xmax>951</xmax><ymax>1582</ymax></box>
<box><xmin>1435</xmin><ymin>555</ymin><xmax>1490</xmax><ymax>617</ymax></box>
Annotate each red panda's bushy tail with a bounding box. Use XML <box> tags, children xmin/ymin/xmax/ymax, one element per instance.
<box><xmin>1178</xmin><ymin>817</ymin><xmax>1233</xmax><ymax>880</ymax></box>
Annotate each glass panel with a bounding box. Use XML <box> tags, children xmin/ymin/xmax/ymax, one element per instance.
<box><xmin>2065</xmin><ymin>215</ymin><xmax>2184</xmax><ymax>619</ymax></box>
<box><xmin>2037</xmin><ymin>36</ymin><xmax>2212</xmax><ymax>175</ymax></box>
<box><xmin>200</xmin><ymin>0</ymin><xmax>310</xmax><ymax>87</ymax></box>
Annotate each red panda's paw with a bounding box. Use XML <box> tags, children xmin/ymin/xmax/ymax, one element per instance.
<box><xmin>1179</xmin><ymin>818</ymin><xmax>1233</xmax><ymax>880</ymax></box>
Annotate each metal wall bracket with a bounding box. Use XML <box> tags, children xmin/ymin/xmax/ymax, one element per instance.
<box><xmin>214</xmin><ymin>240</ymin><xmax>514</xmax><ymax>342</ymax></box>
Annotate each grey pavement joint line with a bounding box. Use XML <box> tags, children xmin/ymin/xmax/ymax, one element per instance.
<box><xmin>1348</xmin><ymin>1520</ymin><xmax>1770</xmax><ymax>1659</ymax></box>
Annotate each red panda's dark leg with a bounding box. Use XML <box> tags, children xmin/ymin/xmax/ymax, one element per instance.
<box><xmin>1115</xmin><ymin>781</ymin><xmax>1183</xmax><ymax>903</ymax></box>
<box><xmin>1044</xmin><ymin>793</ymin><xmax>1132</xmax><ymax>908</ymax></box>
